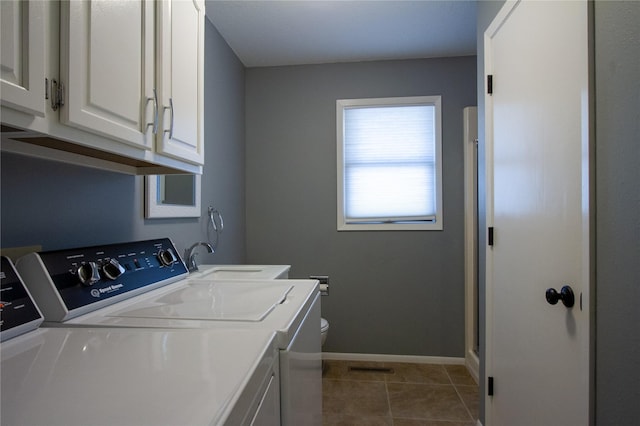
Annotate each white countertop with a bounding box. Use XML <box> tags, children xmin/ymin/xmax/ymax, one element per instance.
<box><xmin>1</xmin><ymin>326</ymin><xmax>277</xmax><ymax>426</ymax></box>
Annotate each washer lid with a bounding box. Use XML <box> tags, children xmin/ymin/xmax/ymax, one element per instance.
<box><xmin>112</xmin><ymin>281</ymin><xmax>294</xmax><ymax>322</ymax></box>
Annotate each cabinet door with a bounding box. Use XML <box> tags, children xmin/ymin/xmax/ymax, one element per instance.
<box><xmin>60</xmin><ymin>0</ymin><xmax>154</xmax><ymax>149</ymax></box>
<box><xmin>156</xmin><ymin>0</ymin><xmax>205</xmax><ymax>165</ymax></box>
<box><xmin>0</xmin><ymin>0</ymin><xmax>46</xmax><ymax>116</ymax></box>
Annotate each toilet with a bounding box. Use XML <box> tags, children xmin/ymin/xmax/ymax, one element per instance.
<box><xmin>320</xmin><ymin>317</ymin><xmax>329</xmax><ymax>346</ymax></box>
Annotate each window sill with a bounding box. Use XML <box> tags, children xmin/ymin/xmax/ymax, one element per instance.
<box><xmin>337</xmin><ymin>222</ymin><xmax>443</xmax><ymax>231</ymax></box>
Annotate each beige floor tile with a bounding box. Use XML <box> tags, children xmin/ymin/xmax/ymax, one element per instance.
<box><xmin>323</xmin><ymin>360</ymin><xmax>452</xmax><ymax>385</ymax></box>
<box><xmin>323</xmin><ymin>379</ymin><xmax>390</xmax><ymax>417</ymax></box>
<box><xmin>322</xmin><ymin>413</ymin><xmax>393</xmax><ymax>425</ymax></box>
<box><xmin>321</xmin><ymin>362</ymin><xmax>480</xmax><ymax>425</ymax></box>
<box><xmin>387</xmin><ymin>383</ymin><xmax>472</xmax><ymax>422</ymax></box>
<box><xmin>383</xmin><ymin>362</ymin><xmax>451</xmax><ymax>385</ymax></box>
<box><xmin>322</xmin><ymin>360</ymin><xmax>395</xmax><ymax>382</ymax></box>
<box><xmin>455</xmin><ymin>385</ymin><xmax>479</xmax><ymax>420</ymax></box>
<box><xmin>393</xmin><ymin>419</ymin><xmax>476</xmax><ymax>426</ymax></box>
<box><xmin>444</xmin><ymin>365</ymin><xmax>477</xmax><ymax>386</ymax></box>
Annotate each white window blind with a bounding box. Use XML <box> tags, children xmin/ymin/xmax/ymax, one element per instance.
<box><xmin>337</xmin><ymin>96</ymin><xmax>442</xmax><ymax>231</ymax></box>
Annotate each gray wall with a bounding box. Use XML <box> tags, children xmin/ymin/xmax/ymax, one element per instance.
<box><xmin>477</xmin><ymin>1</ymin><xmax>640</xmax><ymax>423</ymax></box>
<box><xmin>594</xmin><ymin>1</ymin><xmax>640</xmax><ymax>423</ymax></box>
<box><xmin>245</xmin><ymin>57</ymin><xmax>477</xmax><ymax>357</ymax></box>
<box><xmin>1</xmin><ymin>21</ymin><xmax>247</xmax><ymax>265</ymax></box>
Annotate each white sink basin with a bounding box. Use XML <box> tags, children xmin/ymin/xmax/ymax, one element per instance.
<box><xmin>192</xmin><ymin>264</ymin><xmax>290</xmax><ymax>280</ymax></box>
<box><xmin>207</xmin><ymin>268</ymin><xmax>263</xmax><ymax>279</ymax></box>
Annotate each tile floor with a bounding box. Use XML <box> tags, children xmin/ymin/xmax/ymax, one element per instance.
<box><xmin>322</xmin><ymin>360</ymin><xmax>479</xmax><ymax>426</ymax></box>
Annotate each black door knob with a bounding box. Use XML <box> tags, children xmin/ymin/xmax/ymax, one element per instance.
<box><xmin>545</xmin><ymin>285</ymin><xmax>575</xmax><ymax>308</ymax></box>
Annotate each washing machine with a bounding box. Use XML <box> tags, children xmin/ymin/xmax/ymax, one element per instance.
<box><xmin>16</xmin><ymin>238</ymin><xmax>322</xmax><ymax>426</ymax></box>
<box><xmin>1</xmin><ymin>256</ymin><xmax>280</xmax><ymax>426</ymax></box>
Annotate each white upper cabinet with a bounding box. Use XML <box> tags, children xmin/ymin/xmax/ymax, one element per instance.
<box><xmin>0</xmin><ymin>0</ymin><xmax>204</xmax><ymax>174</ymax></box>
<box><xmin>156</xmin><ymin>0</ymin><xmax>205</xmax><ymax>165</ymax></box>
<box><xmin>60</xmin><ymin>0</ymin><xmax>204</xmax><ymax>165</ymax></box>
<box><xmin>0</xmin><ymin>0</ymin><xmax>46</xmax><ymax>117</ymax></box>
<box><xmin>60</xmin><ymin>0</ymin><xmax>155</xmax><ymax>150</ymax></box>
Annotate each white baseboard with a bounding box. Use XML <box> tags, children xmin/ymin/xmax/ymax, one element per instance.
<box><xmin>466</xmin><ymin>349</ymin><xmax>480</xmax><ymax>384</ymax></box>
<box><xmin>322</xmin><ymin>352</ymin><xmax>466</xmax><ymax>365</ymax></box>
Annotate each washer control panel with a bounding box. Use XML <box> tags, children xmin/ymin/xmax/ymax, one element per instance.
<box><xmin>16</xmin><ymin>239</ymin><xmax>188</xmax><ymax>321</ymax></box>
<box><xmin>0</xmin><ymin>256</ymin><xmax>43</xmax><ymax>341</ymax></box>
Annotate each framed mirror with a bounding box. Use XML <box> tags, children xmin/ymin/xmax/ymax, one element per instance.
<box><xmin>145</xmin><ymin>175</ymin><xmax>201</xmax><ymax>218</ymax></box>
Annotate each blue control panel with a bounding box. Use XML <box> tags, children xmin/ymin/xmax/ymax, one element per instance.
<box><xmin>35</xmin><ymin>239</ymin><xmax>188</xmax><ymax>312</ymax></box>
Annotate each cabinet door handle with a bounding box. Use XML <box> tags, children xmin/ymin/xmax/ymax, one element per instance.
<box><xmin>50</xmin><ymin>79</ymin><xmax>64</xmax><ymax>111</ymax></box>
<box><xmin>146</xmin><ymin>88</ymin><xmax>158</xmax><ymax>134</ymax></box>
<box><xmin>163</xmin><ymin>98</ymin><xmax>174</xmax><ymax>139</ymax></box>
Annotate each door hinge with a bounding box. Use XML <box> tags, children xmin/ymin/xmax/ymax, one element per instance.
<box><xmin>50</xmin><ymin>78</ymin><xmax>65</xmax><ymax>111</ymax></box>
<box><xmin>487</xmin><ymin>74</ymin><xmax>493</xmax><ymax>95</ymax></box>
<box><xmin>488</xmin><ymin>376</ymin><xmax>494</xmax><ymax>396</ymax></box>
<box><xmin>488</xmin><ymin>227</ymin><xmax>494</xmax><ymax>246</ymax></box>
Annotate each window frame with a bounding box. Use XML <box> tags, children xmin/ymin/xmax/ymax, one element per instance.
<box><xmin>336</xmin><ymin>95</ymin><xmax>443</xmax><ymax>231</ymax></box>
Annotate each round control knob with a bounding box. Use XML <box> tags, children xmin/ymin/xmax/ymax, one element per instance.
<box><xmin>102</xmin><ymin>258</ymin><xmax>125</xmax><ymax>280</ymax></box>
<box><xmin>77</xmin><ymin>262</ymin><xmax>100</xmax><ymax>286</ymax></box>
<box><xmin>157</xmin><ymin>249</ymin><xmax>177</xmax><ymax>266</ymax></box>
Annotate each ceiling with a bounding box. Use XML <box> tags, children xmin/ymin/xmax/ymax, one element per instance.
<box><xmin>205</xmin><ymin>1</ymin><xmax>477</xmax><ymax>68</ymax></box>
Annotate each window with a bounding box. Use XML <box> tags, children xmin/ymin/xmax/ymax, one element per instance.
<box><xmin>337</xmin><ymin>96</ymin><xmax>442</xmax><ymax>231</ymax></box>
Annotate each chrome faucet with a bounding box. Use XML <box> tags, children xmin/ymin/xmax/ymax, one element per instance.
<box><xmin>183</xmin><ymin>242</ymin><xmax>214</xmax><ymax>272</ymax></box>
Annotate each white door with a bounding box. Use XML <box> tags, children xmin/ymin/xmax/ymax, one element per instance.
<box><xmin>60</xmin><ymin>0</ymin><xmax>154</xmax><ymax>149</ymax></box>
<box><xmin>156</xmin><ymin>0</ymin><xmax>205</xmax><ymax>165</ymax></box>
<box><xmin>0</xmin><ymin>0</ymin><xmax>46</xmax><ymax>116</ymax></box>
<box><xmin>485</xmin><ymin>1</ymin><xmax>591</xmax><ymax>425</ymax></box>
